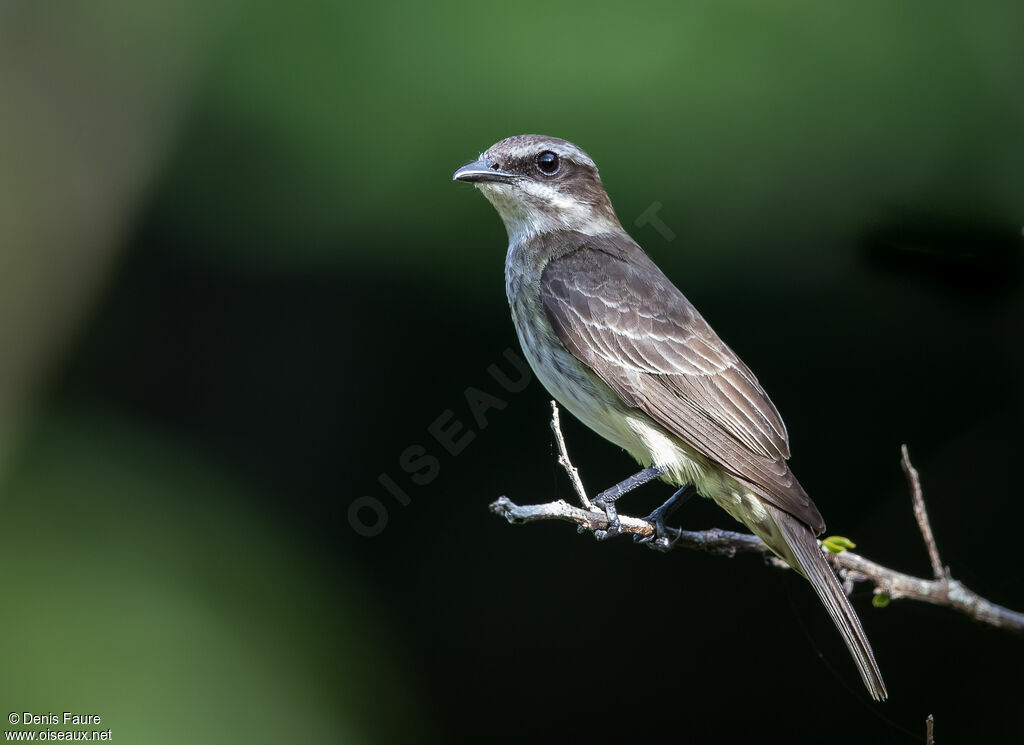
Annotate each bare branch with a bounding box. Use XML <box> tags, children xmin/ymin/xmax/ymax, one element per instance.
<box><xmin>489</xmin><ymin>495</ymin><xmax>764</xmax><ymax>556</ymax></box>
<box><xmin>902</xmin><ymin>444</ymin><xmax>947</xmax><ymax>580</ymax></box>
<box><xmin>550</xmin><ymin>401</ymin><xmax>591</xmax><ymax>510</ymax></box>
<box><xmin>489</xmin><ymin>402</ymin><xmax>1024</xmax><ymax>635</ymax></box>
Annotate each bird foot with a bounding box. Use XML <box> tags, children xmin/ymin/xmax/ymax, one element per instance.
<box><xmin>633</xmin><ymin>484</ymin><xmax>696</xmax><ymax>550</ymax></box>
<box><xmin>633</xmin><ymin>513</ymin><xmax>678</xmax><ymax>551</ymax></box>
<box><xmin>591</xmin><ymin>498</ymin><xmax>622</xmax><ymax>540</ymax></box>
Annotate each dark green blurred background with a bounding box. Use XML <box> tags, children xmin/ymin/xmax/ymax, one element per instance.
<box><xmin>1</xmin><ymin>1</ymin><xmax>1022</xmax><ymax>743</ymax></box>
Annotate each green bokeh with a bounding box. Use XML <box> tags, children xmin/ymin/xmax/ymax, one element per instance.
<box><xmin>0</xmin><ymin>410</ymin><xmax>422</xmax><ymax>744</ymax></box>
<box><xmin>1</xmin><ymin>1</ymin><xmax>1021</xmax><ymax>742</ymax></box>
<box><xmin>156</xmin><ymin>0</ymin><xmax>1023</xmax><ymax>276</ymax></box>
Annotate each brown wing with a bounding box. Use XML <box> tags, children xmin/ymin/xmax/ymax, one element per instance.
<box><xmin>540</xmin><ymin>239</ymin><xmax>824</xmax><ymax>533</ymax></box>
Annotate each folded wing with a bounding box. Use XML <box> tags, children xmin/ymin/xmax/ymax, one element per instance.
<box><xmin>540</xmin><ymin>239</ymin><xmax>824</xmax><ymax>533</ymax></box>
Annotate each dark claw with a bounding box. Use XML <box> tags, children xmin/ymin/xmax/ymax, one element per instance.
<box><xmin>588</xmin><ymin>465</ymin><xmax>673</xmax><ymax>541</ymax></box>
<box><xmin>592</xmin><ymin>498</ymin><xmax>621</xmax><ymax>540</ymax></box>
<box><xmin>636</xmin><ymin>484</ymin><xmax>696</xmax><ymax>544</ymax></box>
<box><xmin>634</xmin><ymin>533</ymin><xmax>676</xmax><ymax>552</ymax></box>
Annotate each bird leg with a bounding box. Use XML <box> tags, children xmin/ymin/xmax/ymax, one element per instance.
<box><xmin>637</xmin><ymin>483</ymin><xmax>696</xmax><ymax>545</ymax></box>
<box><xmin>591</xmin><ymin>465</ymin><xmax>667</xmax><ymax>540</ymax></box>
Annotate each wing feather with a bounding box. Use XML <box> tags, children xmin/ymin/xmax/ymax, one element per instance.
<box><xmin>540</xmin><ymin>241</ymin><xmax>824</xmax><ymax>532</ymax></box>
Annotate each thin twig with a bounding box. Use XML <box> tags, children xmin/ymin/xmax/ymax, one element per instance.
<box><xmin>925</xmin><ymin>714</ymin><xmax>934</xmax><ymax>745</ymax></box>
<box><xmin>550</xmin><ymin>401</ymin><xmax>591</xmax><ymax>509</ymax></box>
<box><xmin>488</xmin><ymin>402</ymin><xmax>1024</xmax><ymax>635</ymax></box>
<box><xmin>902</xmin><ymin>444</ymin><xmax>947</xmax><ymax>580</ymax></box>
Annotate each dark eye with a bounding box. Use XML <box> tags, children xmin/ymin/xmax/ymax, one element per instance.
<box><xmin>536</xmin><ymin>151</ymin><xmax>560</xmax><ymax>175</ymax></box>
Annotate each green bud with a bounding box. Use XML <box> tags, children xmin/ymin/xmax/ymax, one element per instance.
<box><xmin>872</xmin><ymin>593</ymin><xmax>891</xmax><ymax>608</ymax></box>
<box><xmin>822</xmin><ymin>535</ymin><xmax>857</xmax><ymax>554</ymax></box>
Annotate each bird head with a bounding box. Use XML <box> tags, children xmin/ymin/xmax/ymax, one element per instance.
<box><xmin>453</xmin><ymin>134</ymin><xmax>621</xmax><ymax>244</ymax></box>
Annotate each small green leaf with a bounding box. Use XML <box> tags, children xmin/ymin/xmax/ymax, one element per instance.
<box><xmin>872</xmin><ymin>593</ymin><xmax>891</xmax><ymax>608</ymax></box>
<box><xmin>822</xmin><ymin>535</ymin><xmax>857</xmax><ymax>554</ymax></box>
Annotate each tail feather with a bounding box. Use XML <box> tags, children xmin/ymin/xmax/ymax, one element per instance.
<box><xmin>766</xmin><ymin>504</ymin><xmax>888</xmax><ymax>701</ymax></box>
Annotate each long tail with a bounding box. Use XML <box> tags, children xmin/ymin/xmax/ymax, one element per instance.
<box><xmin>765</xmin><ymin>503</ymin><xmax>888</xmax><ymax>701</ymax></box>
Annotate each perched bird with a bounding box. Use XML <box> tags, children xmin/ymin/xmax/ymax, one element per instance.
<box><xmin>453</xmin><ymin>134</ymin><xmax>887</xmax><ymax>700</ymax></box>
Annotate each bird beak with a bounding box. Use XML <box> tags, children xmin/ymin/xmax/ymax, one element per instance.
<box><xmin>452</xmin><ymin>158</ymin><xmax>516</xmax><ymax>185</ymax></box>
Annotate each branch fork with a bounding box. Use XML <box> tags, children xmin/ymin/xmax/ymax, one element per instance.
<box><xmin>489</xmin><ymin>402</ymin><xmax>1024</xmax><ymax>634</ymax></box>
